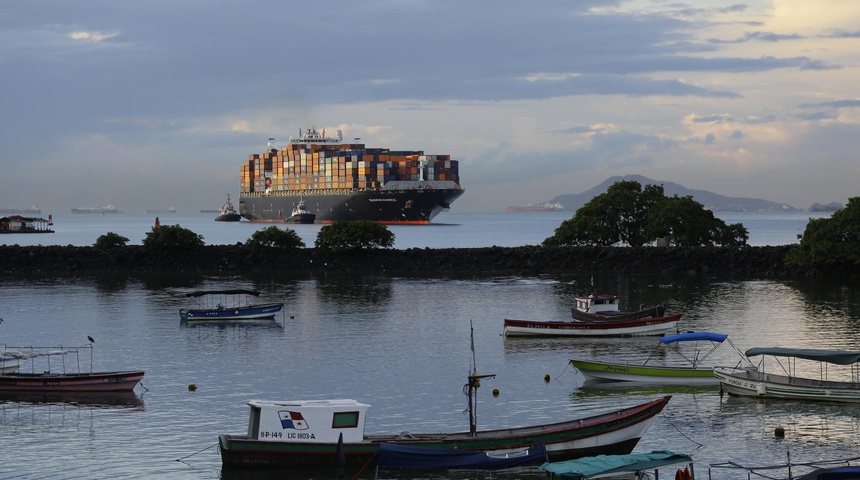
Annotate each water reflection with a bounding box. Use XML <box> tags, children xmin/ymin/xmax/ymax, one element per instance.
<box><xmin>0</xmin><ymin>390</ymin><xmax>145</xmax><ymax>409</ymax></box>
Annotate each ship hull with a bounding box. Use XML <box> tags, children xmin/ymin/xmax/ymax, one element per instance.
<box><xmin>240</xmin><ymin>187</ymin><xmax>464</xmax><ymax>225</ymax></box>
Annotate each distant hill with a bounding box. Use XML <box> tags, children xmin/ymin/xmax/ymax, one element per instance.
<box><xmin>551</xmin><ymin>175</ymin><xmax>800</xmax><ymax>213</ymax></box>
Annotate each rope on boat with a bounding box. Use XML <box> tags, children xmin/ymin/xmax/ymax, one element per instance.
<box><xmin>659</xmin><ymin>411</ymin><xmax>704</xmax><ymax>450</ymax></box>
<box><xmin>175</xmin><ymin>442</ymin><xmax>217</xmax><ymax>464</ymax></box>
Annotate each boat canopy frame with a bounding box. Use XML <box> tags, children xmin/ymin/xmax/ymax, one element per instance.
<box><xmin>642</xmin><ymin>332</ymin><xmax>747</xmax><ymax>369</ymax></box>
<box><xmin>744</xmin><ymin>347</ymin><xmax>860</xmax><ymax>384</ymax></box>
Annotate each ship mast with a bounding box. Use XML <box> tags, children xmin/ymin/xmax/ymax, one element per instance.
<box><xmin>466</xmin><ymin>320</ymin><xmax>495</xmax><ymax>436</ymax></box>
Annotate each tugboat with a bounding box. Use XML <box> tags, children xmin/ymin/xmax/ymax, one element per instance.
<box><xmin>284</xmin><ymin>199</ymin><xmax>316</xmax><ymax>224</ymax></box>
<box><xmin>215</xmin><ymin>194</ymin><xmax>242</xmax><ymax>222</ymax></box>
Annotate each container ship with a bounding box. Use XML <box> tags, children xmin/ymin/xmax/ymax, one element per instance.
<box><xmin>239</xmin><ymin>127</ymin><xmax>464</xmax><ymax>224</ymax></box>
<box><xmin>505</xmin><ymin>202</ymin><xmax>564</xmax><ymax>212</ymax></box>
<box><xmin>0</xmin><ymin>206</ymin><xmax>41</xmax><ymax>215</ymax></box>
<box><xmin>70</xmin><ymin>205</ymin><xmax>122</xmax><ymax>214</ymax></box>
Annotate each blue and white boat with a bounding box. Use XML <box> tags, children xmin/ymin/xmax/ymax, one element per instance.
<box><xmin>179</xmin><ymin>289</ymin><xmax>284</xmax><ymax>322</ymax></box>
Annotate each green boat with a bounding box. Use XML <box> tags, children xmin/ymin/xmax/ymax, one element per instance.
<box><xmin>570</xmin><ymin>332</ymin><xmax>745</xmax><ymax>385</ymax></box>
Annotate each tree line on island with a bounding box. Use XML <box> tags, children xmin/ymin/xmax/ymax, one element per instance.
<box><xmin>92</xmin><ymin>180</ymin><xmax>859</xmax><ymax>269</ymax></box>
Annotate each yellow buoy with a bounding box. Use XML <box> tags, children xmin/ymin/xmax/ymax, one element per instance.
<box><xmin>188</xmin><ymin>384</ymin><xmax>198</xmax><ymax>391</ymax></box>
<box><xmin>492</xmin><ymin>388</ymin><xmax>500</xmax><ymax>396</ymax></box>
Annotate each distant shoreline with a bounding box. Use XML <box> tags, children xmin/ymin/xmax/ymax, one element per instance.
<box><xmin>2</xmin><ymin>244</ymin><xmax>856</xmax><ymax>279</ymax></box>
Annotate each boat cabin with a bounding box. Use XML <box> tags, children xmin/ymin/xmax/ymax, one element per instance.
<box><xmin>245</xmin><ymin>399</ymin><xmax>370</xmax><ymax>444</ymax></box>
<box><xmin>575</xmin><ymin>294</ymin><xmax>621</xmax><ymax>314</ymax></box>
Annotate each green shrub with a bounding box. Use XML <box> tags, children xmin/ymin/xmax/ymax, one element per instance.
<box><xmin>314</xmin><ymin>221</ymin><xmax>395</xmax><ymax>251</ymax></box>
<box><xmin>93</xmin><ymin>232</ymin><xmax>129</xmax><ymax>249</ymax></box>
<box><xmin>142</xmin><ymin>224</ymin><xmax>204</xmax><ymax>250</ymax></box>
<box><xmin>246</xmin><ymin>226</ymin><xmax>305</xmax><ymax>248</ymax></box>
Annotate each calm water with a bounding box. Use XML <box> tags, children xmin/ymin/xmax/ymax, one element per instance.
<box><xmin>2</xmin><ymin>211</ymin><xmax>859</xmax><ymax>480</ymax></box>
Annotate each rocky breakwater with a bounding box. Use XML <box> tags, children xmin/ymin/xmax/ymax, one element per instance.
<box><xmin>2</xmin><ymin>244</ymin><xmax>853</xmax><ymax>279</ymax></box>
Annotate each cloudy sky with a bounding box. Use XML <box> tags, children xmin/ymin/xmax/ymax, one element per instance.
<box><xmin>2</xmin><ymin>0</ymin><xmax>858</xmax><ymax>214</ymax></box>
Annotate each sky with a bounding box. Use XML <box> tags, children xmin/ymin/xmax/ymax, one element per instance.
<box><xmin>2</xmin><ymin>0</ymin><xmax>859</xmax><ymax>215</ymax></box>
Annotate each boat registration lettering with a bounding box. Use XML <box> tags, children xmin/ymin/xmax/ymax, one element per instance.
<box><xmin>602</xmin><ymin>366</ymin><xmax>630</xmax><ymax>374</ymax></box>
<box><xmin>368</xmin><ymin>198</ymin><xmax>397</xmax><ymax>202</ymax></box>
<box><xmin>258</xmin><ymin>431</ymin><xmax>316</xmax><ymax>440</ymax></box>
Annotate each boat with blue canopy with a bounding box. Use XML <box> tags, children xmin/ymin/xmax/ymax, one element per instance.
<box><xmin>570</xmin><ymin>332</ymin><xmax>750</xmax><ymax>385</ymax></box>
<box><xmin>714</xmin><ymin>347</ymin><xmax>860</xmax><ymax>403</ymax></box>
<box><xmin>540</xmin><ymin>450</ymin><xmax>695</xmax><ymax>479</ymax></box>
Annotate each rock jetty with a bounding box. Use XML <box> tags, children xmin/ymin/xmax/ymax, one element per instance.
<box><xmin>1</xmin><ymin>244</ymin><xmax>854</xmax><ymax>279</ymax></box>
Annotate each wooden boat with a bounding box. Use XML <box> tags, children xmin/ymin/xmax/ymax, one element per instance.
<box><xmin>503</xmin><ymin>314</ymin><xmax>681</xmax><ymax>337</ymax></box>
<box><xmin>219</xmin><ymin>325</ymin><xmax>670</xmax><ymax>470</ymax></box>
<box><xmin>541</xmin><ymin>450</ymin><xmax>695</xmax><ymax>479</ymax></box>
<box><xmin>713</xmin><ymin>347</ymin><xmax>860</xmax><ymax>403</ymax></box>
<box><xmin>0</xmin><ymin>344</ymin><xmax>144</xmax><ymax>392</ymax></box>
<box><xmin>219</xmin><ymin>395</ymin><xmax>671</xmax><ymax>470</ymax></box>
<box><xmin>179</xmin><ymin>289</ymin><xmax>284</xmax><ymax>322</ymax></box>
<box><xmin>215</xmin><ymin>194</ymin><xmax>242</xmax><ymax>222</ymax></box>
<box><xmin>284</xmin><ymin>199</ymin><xmax>315</xmax><ymax>224</ymax></box>
<box><xmin>570</xmin><ymin>332</ymin><xmax>742</xmax><ymax>385</ymax></box>
<box><xmin>570</xmin><ymin>294</ymin><xmax>668</xmax><ymax>322</ymax></box>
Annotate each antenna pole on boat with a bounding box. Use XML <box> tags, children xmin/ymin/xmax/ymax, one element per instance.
<box><xmin>467</xmin><ymin>320</ymin><xmax>495</xmax><ymax>437</ymax></box>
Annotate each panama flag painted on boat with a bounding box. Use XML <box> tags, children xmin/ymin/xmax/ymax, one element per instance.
<box><xmin>279</xmin><ymin>411</ymin><xmax>309</xmax><ymax>430</ymax></box>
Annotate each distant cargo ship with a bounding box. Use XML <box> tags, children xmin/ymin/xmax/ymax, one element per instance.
<box><xmin>145</xmin><ymin>207</ymin><xmax>177</xmax><ymax>214</ymax></box>
<box><xmin>239</xmin><ymin>127</ymin><xmax>464</xmax><ymax>224</ymax></box>
<box><xmin>0</xmin><ymin>206</ymin><xmax>41</xmax><ymax>215</ymax></box>
<box><xmin>70</xmin><ymin>205</ymin><xmax>122</xmax><ymax>214</ymax></box>
<box><xmin>505</xmin><ymin>202</ymin><xmax>564</xmax><ymax>212</ymax></box>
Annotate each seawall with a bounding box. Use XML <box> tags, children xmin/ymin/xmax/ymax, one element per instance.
<box><xmin>1</xmin><ymin>244</ymin><xmax>853</xmax><ymax>279</ymax></box>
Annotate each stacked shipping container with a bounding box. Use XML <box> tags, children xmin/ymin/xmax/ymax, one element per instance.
<box><xmin>240</xmin><ymin>143</ymin><xmax>460</xmax><ymax>195</ymax></box>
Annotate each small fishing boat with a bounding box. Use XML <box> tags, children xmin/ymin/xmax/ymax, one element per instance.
<box><xmin>570</xmin><ymin>332</ymin><xmax>745</xmax><ymax>385</ymax></box>
<box><xmin>0</xmin><ymin>343</ymin><xmax>144</xmax><ymax>392</ymax></box>
<box><xmin>714</xmin><ymin>347</ymin><xmax>860</xmax><ymax>403</ymax></box>
<box><xmin>503</xmin><ymin>314</ymin><xmax>681</xmax><ymax>337</ymax></box>
<box><xmin>541</xmin><ymin>450</ymin><xmax>695</xmax><ymax>479</ymax></box>
<box><xmin>284</xmin><ymin>199</ymin><xmax>315</xmax><ymax>224</ymax></box>
<box><xmin>179</xmin><ymin>289</ymin><xmax>284</xmax><ymax>322</ymax></box>
<box><xmin>214</xmin><ymin>194</ymin><xmax>242</xmax><ymax>222</ymax></box>
<box><xmin>570</xmin><ymin>293</ymin><xmax>669</xmax><ymax>322</ymax></box>
<box><xmin>218</xmin><ymin>323</ymin><xmax>670</xmax><ymax>471</ymax></box>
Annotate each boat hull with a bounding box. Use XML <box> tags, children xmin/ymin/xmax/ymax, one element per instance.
<box><xmin>570</xmin><ymin>305</ymin><xmax>666</xmax><ymax>322</ymax></box>
<box><xmin>218</xmin><ymin>396</ymin><xmax>669</xmax><ymax>469</ymax></box>
<box><xmin>0</xmin><ymin>370</ymin><xmax>145</xmax><ymax>392</ymax></box>
<box><xmin>239</xmin><ymin>186</ymin><xmax>464</xmax><ymax>225</ymax></box>
<box><xmin>503</xmin><ymin>314</ymin><xmax>681</xmax><ymax>337</ymax></box>
<box><xmin>285</xmin><ymin>213</ymin><xmax>315</xmax><ymax>224</ymax></box>
<box><xmin>215</xmin><ymin>213</ymin><xmax>242</xmax><ymax>222</ymax></box>
<box><xmin>570</xmin><ymin>359</ymin><xmax>718</xmax><ymax>385</ymax></box>
<box><xmin>714</xmin><ymin>367</ymin><xmax>860</xmax><ymax>403</ymax></box>
<box><xmin>180</xmin><ymin>303</ymin><xmax>284</xmax><ymax>322</ymax></box>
